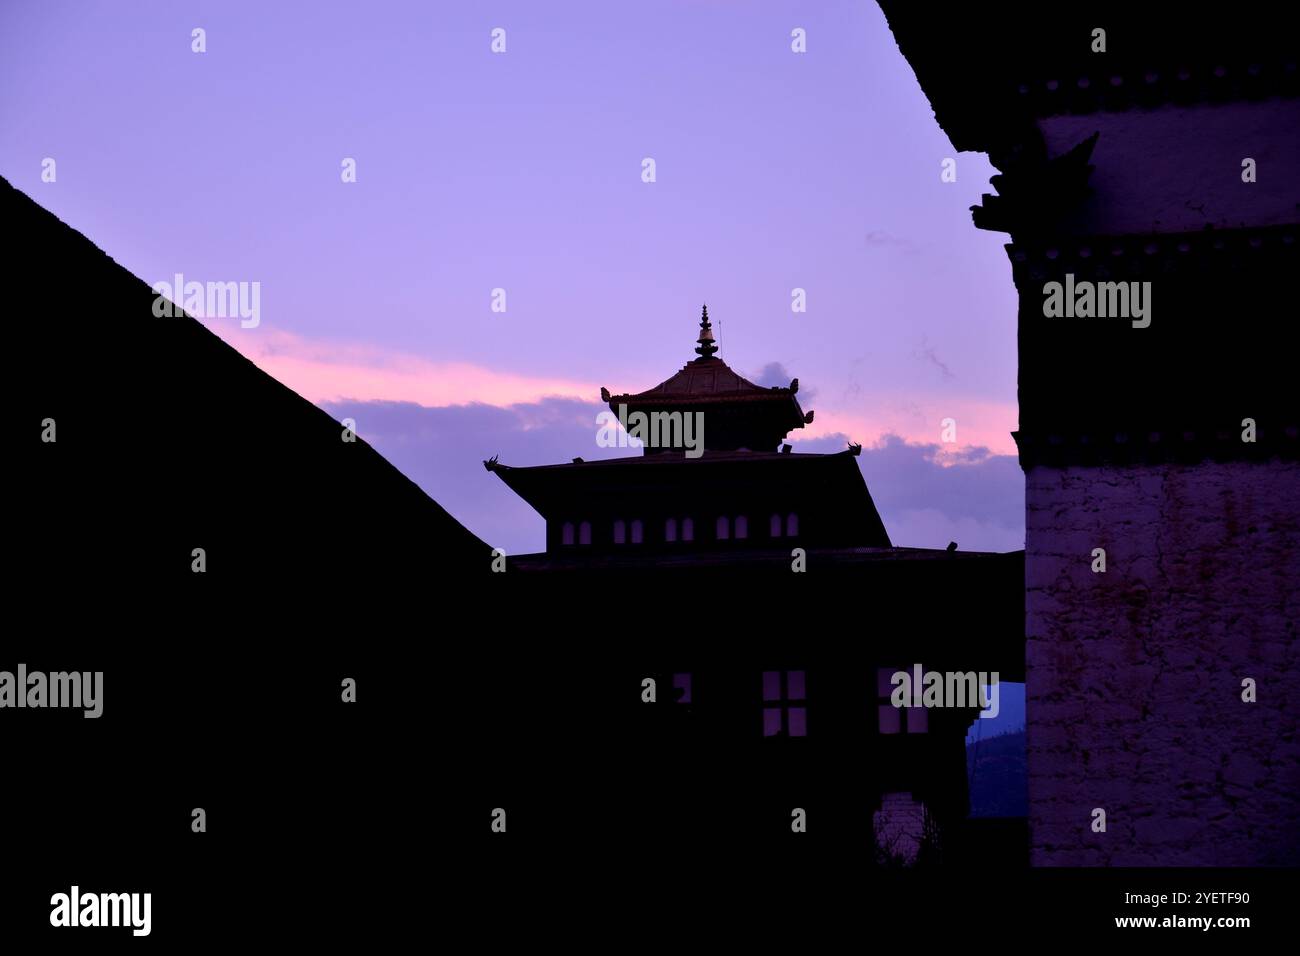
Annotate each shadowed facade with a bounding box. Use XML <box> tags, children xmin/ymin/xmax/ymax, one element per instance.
<box><xmin>484</xmin><ymin>307</ymin><xmax>1026</xmax><ymax>864</ymax></box>
<box><xmin>877</xmin><ymin>1</ymin><xmax>1300</xmax><ymax>864</ymax></box>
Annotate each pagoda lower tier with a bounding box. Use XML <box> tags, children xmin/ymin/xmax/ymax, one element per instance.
<box><xmin>487</xmin><ymin>447</ymin><xmax>891</xmax><ymax>555</ymax></box>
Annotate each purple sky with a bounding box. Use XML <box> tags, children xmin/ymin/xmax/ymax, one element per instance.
<box><xmin>1</xmin><ymin>0</ymin><xmax>1023</xmax><ymax>555</ymax></box>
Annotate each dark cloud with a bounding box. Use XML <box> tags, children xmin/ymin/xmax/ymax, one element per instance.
<box><xmin>321</xmin><ymin>397</ymin><xmax>618</xmax><ymax>556</ymax></box>
<box><xmin>913</xmin><ymin>334</ymin><xmax>955</xmax><ymax>380</ymax></box>
<box><xmin>749</xmin><ymin>361</ymin><xmax>817</xmax><ymax>402</ymax></box>
<box><xmin>864</xmin><ymin>230</ymin><xmax>916</xmax><ymax>251</ymax></box>
<box><xmin>791</xmin><ymin>432</ymin><xmax>1024</xmax><ymax>551</ymax></box>
<box><xmin>321</xmin><ymin>400</ymin><xmax>1024</xmax><ymax>556</ymax></box>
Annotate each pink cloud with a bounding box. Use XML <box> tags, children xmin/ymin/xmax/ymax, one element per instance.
<box><xmin>209</xmin><ymin>322</ymin><xmax>1018</xmax><ymax>456</ymax></box>
<box><xmin>208</xmin><ymin>324</ymin><xmax>600</xmax><ymax>408</ymax></box>
<box><xmin>800</xmin><ymin>403</ymin><xmax>1019</xmax><ymax>459</ymax></box>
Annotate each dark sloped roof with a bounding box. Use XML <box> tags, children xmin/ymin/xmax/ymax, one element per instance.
<box><xmin>876</xmin><ymin>0</ymin><xmax>1298</xmax><ymax>152</ymax></box>
<box><xmin>602</xmin><ymin>307</ymin><xmax>812</xmax><ymax>447</ymax></box>
<box><xmin>610</xmin><ymin>356</ymin><xmax>792</xmax><ymax>405</ymax></box>
<box><xmin>492</xmin><ymin>448</ymin><xmax>836</xmax><ymax>472</ymax></box>
<box><xmin>487</xmin><ymin>448</ymin><xmax>892</xmax><ymax>547</ymax></box>
<box><xmin>6</xmin><ymin>174</ymin><xmax>491</xmax><ymax>584</ymax></box>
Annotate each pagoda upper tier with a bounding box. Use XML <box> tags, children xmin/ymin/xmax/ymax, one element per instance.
<box><xmin>601</xmin><ymin>305</ymin><xmax>814</xmax><ymax>453</ymax></box>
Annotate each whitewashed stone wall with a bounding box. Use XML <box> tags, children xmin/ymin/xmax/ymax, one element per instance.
<box><xmin>1025</xmin><ymin>460</ymin><xmax>1300</xmax><ymax>864</ymax></box>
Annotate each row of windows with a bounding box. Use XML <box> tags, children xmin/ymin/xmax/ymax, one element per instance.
<box><xmin>667</xmin><ymin>669</ymin><xmax>930</xmax><ymax>737</ymax></box>
<box><xmin>560</xmin><ymin>514</ymin><xmax>799</xmax><ymax>546</ymax></box>
<box><xmin>664</xmin><ymin>517</ymin><xmax>693</xmax><ymax>542</ymax></box>
<box><xmin>561</xmin><ymin>521</ymin><xmax>593</xmax><ymax>545</ymax></box>
<box><xmin>613</xmin><ymin>520</ymin><xmax>643</xmax><ymax>544</ymax></box>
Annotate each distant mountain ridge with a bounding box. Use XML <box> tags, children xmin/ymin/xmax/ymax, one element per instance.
<box><xmin>966</xmin><ymin>729</ymin><xmax>1027</xmax><ymax>818</ymax></box>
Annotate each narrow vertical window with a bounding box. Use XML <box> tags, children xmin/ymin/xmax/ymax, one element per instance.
<box><xmin>877</xmin><ymin>703</ymin><xmax>902</xmax><ymax>735</ymax></box>
<box><xmin>878</xmin><ymin>666</ymin><xmax>900</xmax><ymax>733</ymax></box>
<box><xmin>665</xmin><ymin>517</ymin><xmax>678</xmax><ymax>542</ymax></box>
<box><xmin>786</xmin><ymin>512</ymin><xmax>799</xmax><ymax>537</ymax></box>
<box><xmin>579</xmin><ymin>521</ymin><xmax>592</xmax><ymax>545</ymax></box>
<box><xmin>631</xmin><ymin>519</ymin><xmax>643</xmax><ymax>544</ymax></box>
<box><xmin>681</xmin><ymin>517</ymin><xmax>694</xmax><ymax>541</ymax></box>
<box><xmin>613</xmin><ymin>520</ymin><xmax>626</xmax><ymax>544</ymax></box>
<box><xmin>909</xmin><ymin>705</ymin><xmax>928</xmax><ymax>733</ymax></box>
<box><xmin>878</xmin><ymin>666</ymin><xmax>927</xmax><ymax>733</ymax></box>
<box><xmin>716</xmin><ymin>516</ymin><xmax>730</xmax><ymax>540</ymax></box>
<box><xmin>561</xmin><ymin>522</ymin><xmax>575</xmax><ymax>546</ymax></box>
<box><xmin>735</xmin><ymin>515</ymin><xmax>748</xmax><ymax>539</ymax></box>
<box><xmin>770</xmin><ymin>513</ymin><xmax>782</xmax><ymax>537</ymax></box>
<box><xmin>762</xmin><ymin>670</ymin><xmax>808</xmax><ymax>737</ymax></box>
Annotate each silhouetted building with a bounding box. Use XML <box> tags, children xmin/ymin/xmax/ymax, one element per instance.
<box><xmin>487</xmin><ymin>307</ymin><xmax>889</xmax><ymax>557</ymax></box>
<box><xmin>878</xmin><ymin>2</ymin><xmax>1300</xmax><ymax>864</ymax></box>
<box><xmin>8</xmin><ymin>174</ymin><xmax>489</xmax><ymax>591</ymax></box>
<box><xmin>485</xmin><ymin>307</ymin><xmax>1025</xmax><ymax>864</ymax></box>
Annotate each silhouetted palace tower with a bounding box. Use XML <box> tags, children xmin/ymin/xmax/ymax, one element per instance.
<box><xmin>485</xmin><ymin>306</ymin><xmax>890</xmax><ymax>559</ymax></box>
<box><xmin>482</xmin><ymin>307</ymin><xmax>1026</xmax><ymax>865</ymax></box>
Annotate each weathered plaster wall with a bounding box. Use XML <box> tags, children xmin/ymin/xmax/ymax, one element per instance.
<box><xmin>1039</xmin><ymin>99</ymin><xmax>1300</xmax><ymax>235</ymax></box>
<box><xmin>1025</xmin><ymin>460</ymin><xmax>1300</xmax><ymax>865</ymax></box>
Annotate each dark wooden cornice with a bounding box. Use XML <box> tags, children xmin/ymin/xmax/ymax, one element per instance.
<box><xmin>1014</xmin><ymin>423</ymin><xmax>1300</xmax><ymax>470</ymax></box>
<box><xmin>1006</xmin><ymin>223</ymin><xmax>1297</xmax><ymax>288</ymax></box>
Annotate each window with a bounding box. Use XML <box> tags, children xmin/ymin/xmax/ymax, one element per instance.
<box><xmin>613</xmin><ymin>520</ymin><xmax>626</xmax><ymax>544</ymax></box>
<box><xmin>770</xmin><ymin>513</ymin><xmax>782</xmax><ymax>537</ymax></box>
<box><xmin>630</xmin><ymin>519</ymin><xmax>643</xmax><ymax>544</ymax></box>
<box><xmin>716</xmin><ymin>516</ymin><xmax>730</xmax><ymax>540</ymax></box>
<box><xmin>762</xmin><ymin>669</ymin><xmax>807</xmax><ymax>737</ymax></box>
<box><xmin>735</xmin><ymin>515</ymin><xmax>748</xmax><ymax>539</ymax></box>
<box><xmin>579</xmin><ymin>521</ymin><xmax>592</xmax><ymax>545</ymax></box>
<box><xmin>561</xmin><ymin>522</ymin><xmax>575</xmax><ymax>546</ymax></box>
<box><xmin>665</xmin><ymin>517</ymin><xmax>677</xmax><ymax>542</ymax></box>
<box><xmin>877</xmin><ymin>666</ymin><xmax>927</xmax><ymax>734</ymax></box>
<box><xmin>681</xmin><ymin>517</ymin><xmax>694</xmax><ymax>541</ymax></box>
<box><xmin>786</xmin><ymin>512</ymin><xmax>799</xmax><ymax>537</ymax></box>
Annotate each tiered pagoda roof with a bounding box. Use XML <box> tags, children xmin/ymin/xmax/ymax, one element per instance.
<box><xmin>601</xmin><ymin>305</ymin><xmax>813</xmax><ymax>452</ymax></box>
<box><xmin>484</xmin><ymin>304</ymin><xmax>895</xmax><ymax>555</ymax></box>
